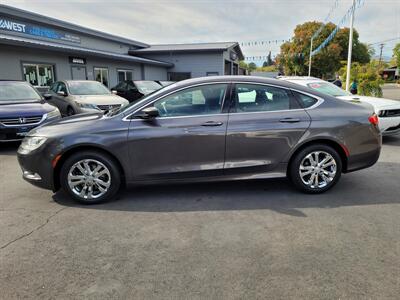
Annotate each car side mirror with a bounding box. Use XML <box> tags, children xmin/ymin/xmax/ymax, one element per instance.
<box><xmin>139</xmin><ymin>107</ymin><xmax>159</xmax><ymax>119</ymax></box>
<box><xmin>57</xmin><ymin>91</ymin><xmax>67</xmax><ymax>97</ymax></box>
<box><xmin>43</xmin><ymin>93</ymin><xmax>52</xmax><ymax>100</ymax></box>
<box><xmin>111</xmin><ymin>90</ymin><xmax>118</xmax><ymax>95</ymax></box>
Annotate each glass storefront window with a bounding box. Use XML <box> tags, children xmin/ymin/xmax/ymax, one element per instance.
<box><xmin>94</xmin><ymin>67</ymin><xmax>109</xmax><ymax>87</ymax></box>
<box><xmin>117</xmin><ymin>69</ymin><xmax>133</xmax><ymax>82</ymax></box>
<box><xmin>23</xmin><ymin>63</ymin><xmax>54</xmax><ymax>87</ymax></box>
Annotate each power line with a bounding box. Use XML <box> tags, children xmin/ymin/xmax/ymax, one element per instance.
<box><xmin>368</xmin><ymin>37</ymin><xmax>400</xmax><ymax>45</ymax></box>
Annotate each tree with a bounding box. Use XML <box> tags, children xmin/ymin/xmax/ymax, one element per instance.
<box><xmin>339</xmin><ymin>60</ymin><xmax>384</xmax><ymax>97</ymax></box>
<box><xmin>393</xmin><ymin>43</ymin><xmax>400</xmax><ymax>67</ymax></box>
<box><xmin>277</xmin><ymin>21</ymin><xmax>371</xmax><ymax>77</ymax></box>
<box><xmin>248</xmin><ymin>62</ymin><xmax>257</xmax><ymax>72</ymax></box>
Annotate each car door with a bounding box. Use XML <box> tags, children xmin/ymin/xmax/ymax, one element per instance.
<box><xmin>224</xmin><ymin>83</ymin><xmax>311</xmax><ymax>175</ymax></box>
<box><xmin>127</xmin><ymin>83</ymin><xmax>230</xmax><ymax>180</ymax></box>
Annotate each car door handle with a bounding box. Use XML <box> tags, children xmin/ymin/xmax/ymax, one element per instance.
<box><xmin>279</xmin><ymin>118</ymin><xmax>300</xmax><ymax>123</ymax></box>
<box><xmin>201</xmin><ymin>121</ymin><xmax>223</xmax><ymax>127</ymax></box>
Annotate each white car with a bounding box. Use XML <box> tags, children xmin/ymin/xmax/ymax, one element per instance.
<box><xmin>279</xmin><ymin>77</ymin><xmax>400</xmax><ymax>136</ymax></box>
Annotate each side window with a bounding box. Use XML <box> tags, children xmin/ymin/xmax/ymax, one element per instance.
<box><xmin>57</xmin><ymin>82</ymin><xmax>67</xmax><ymax>93</ymax></box>
<box><xmin>115</xmin><ymin>81</ymin><xmax>127</xmax><ymax>90</ymax></box>
<box><xmin>234</xmin><ymin>84</ymin><xmax>297</xmax><ymax>112</ymax></box>
<box><xmin>153</xmin><ymin>84</ymin><xmax>227</xmax><ymax>117</ymax></box>
<box><xmin>127</xmin><ymin>82</ymin><xmax>137</xmax><ymax>91</ymax></box>
<box><xmin>293</xmin><ymin>92</ymin><xmax>319</xmax><ymax>108</ymax></box>
<box><xmin>50</xmin><ymin>82</ymin><xmax>58</xmax><ymax>92</ymax></box>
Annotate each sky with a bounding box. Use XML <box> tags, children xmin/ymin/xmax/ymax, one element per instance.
<box><xmin>1</xmin><ymin>0</ymin><xmax>399</xmax><ymax>62</ymax></box>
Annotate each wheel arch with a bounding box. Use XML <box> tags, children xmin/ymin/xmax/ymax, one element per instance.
<box><xmin>287</xmin><ymin>138</ymin><xmax>348</xmax><ymax>175</ymax></box>
<box><xmin>53</xmin><ymin>145</ymin><xmax>126</xmax><ymax>191</ymax></box>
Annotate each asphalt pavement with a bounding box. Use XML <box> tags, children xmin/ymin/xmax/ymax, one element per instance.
<box><xmin>382</xmin><ymin>83</ymin><xmax>400</xmax><ymax>100</ymax></box>
<box><xmin>1</xmin><ymin>137</ymin><xmax>400</xmax><ymax>299</ymax></box>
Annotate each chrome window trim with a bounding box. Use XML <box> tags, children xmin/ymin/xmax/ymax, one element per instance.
<box><xmin>122</xmin><ymin>81</ymin><xmax>325</xmax><ymax>121</ymax></box>
<box><xmin>0</xmin><ymin>113</ymin><xmax>47</xmax><ymax>127</ymax></box>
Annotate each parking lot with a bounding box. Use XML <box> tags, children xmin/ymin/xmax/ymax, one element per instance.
<box><xmin>0</xmin><ymin>135</ymin><xmax>399</xmax><ymax>299</ymax></box>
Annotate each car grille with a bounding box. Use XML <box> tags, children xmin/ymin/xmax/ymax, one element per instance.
<box><xmin>380</xmin><ymin>109</ymin><xmax>400</xmax><ymax>117</ymax></box>
<box><xmin>97</xmin><ymin>104</ymin><xmax>121</xmax><ymax>112</ymax></box>
<box><xmin>0</xmin><ymin>115</ymin><xmax>44</xmax><ymax>126</ymax></box>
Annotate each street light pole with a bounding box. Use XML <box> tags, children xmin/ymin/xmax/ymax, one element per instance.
<box><xmin>308</xmin><ymin>37</ymin><xmax>313</xmax><ymax>77</ymax></box>
<box><xmin>345</xmin><ymin>0</ymin><xmax>356</xmax><ymax>92</ymax></box>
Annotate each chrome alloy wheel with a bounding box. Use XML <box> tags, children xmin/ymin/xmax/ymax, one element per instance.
<box><xmin>67</xmin><ymin>159</ymin><xmax>111</xmax><ymax>199</ymax></box>
<box><xmin>299</xmin><ymin>151</ymin><xmax>337</xmax><ymax>189</ymax></box>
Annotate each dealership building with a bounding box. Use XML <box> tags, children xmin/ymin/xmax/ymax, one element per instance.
<box><xmin>0</xmin><ymin>4</ymin><xmax>245</xmax><ymax>91</ymax></box>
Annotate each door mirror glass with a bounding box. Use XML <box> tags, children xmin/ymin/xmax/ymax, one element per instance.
<box><xmin>111</xmin><ymin>90</ymin><xmax>118</xmax><ymax>95</ymax></box>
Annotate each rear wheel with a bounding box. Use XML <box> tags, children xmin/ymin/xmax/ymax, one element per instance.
<box><xmin>60</xmin><ymin>151</ymin><xmax>121</xmax><ymax>204</ymax></box>
<box><xmin>289</xmin><ymin>144</ymin><xmax>342</xmax><ymax>193</ymax></box>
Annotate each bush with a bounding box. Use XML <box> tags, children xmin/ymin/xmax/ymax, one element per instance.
<box><xmin>339</xmin><ymin>61</ymin><xmax>384</xmax><ymax>97</ymax></box>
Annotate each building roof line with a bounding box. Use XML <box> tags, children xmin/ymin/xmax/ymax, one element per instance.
<box><xmin>0</xmin><ymin>34</ymin><xmax>173</xmax><ymax>67</ymax></box>
<box><xmin>0</xmin><ymin>4</ymin><xmax>149</xmax><ymax>48</ymax></box>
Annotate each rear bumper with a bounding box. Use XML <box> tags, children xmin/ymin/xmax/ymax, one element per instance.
<box><xmin>345</xmin><ymin>146</ymin><xmax>381</xmax><ymax>173</ymax></box>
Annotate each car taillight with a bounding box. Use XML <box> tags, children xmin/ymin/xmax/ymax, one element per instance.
<box><xmin>368</xmin><ymin>114</ymin><xmax>379</xmax><ymax>126</ymax></box>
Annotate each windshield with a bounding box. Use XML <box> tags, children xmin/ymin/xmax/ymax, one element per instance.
<box><xmin>135</xmin><ymin>81</ymin><xmax>162</xmax><ymax>94</ymax></box>
<box><xmin>307</xmin><ymin>81</ymin><xmax>350</xmax><ymax>97</ymax></box>
<box><xmin>68</xmin><ymin>81</ymin><xmax>111</xmax><ymax>95</ymax></box>
<box><xmin>0</xmin><ymin>82</ymin><xmax>41</xmax><ymax>102</ymax></box>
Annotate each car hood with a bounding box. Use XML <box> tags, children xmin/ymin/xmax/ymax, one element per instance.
<box><xmin>337</xmin><ymin>95</ymin><xmax>400</xmax><ymax>110</ymax></box>
<box><xmin>28</xmin><ymin>113</ymin><xmax>105</xmax><ymax>137</ymax></box>
<box><xmin>0</xmin><ymin>101</ymin><xmax>56</xmax><ymax>118</ymax></box>
<box><xmin>73</xmin><ymin>94</ymin><xmax>129</xmax><ymax>105</ymax></box>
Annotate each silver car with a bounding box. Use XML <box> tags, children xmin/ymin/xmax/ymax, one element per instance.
<box><xmin>18</xmin><ymin>76</ymin><xmax>381</xmax><ymax>204</ymax></box>
<box><xmin>46</xmin><ymin>80</ymin><xmax>129</xmax><ymax>116</ymax></box>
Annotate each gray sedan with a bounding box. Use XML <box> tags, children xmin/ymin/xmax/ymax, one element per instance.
<box><xmin>17</xmin><ymin>76</ymin><xmax>381</xmax><ymax>204</ymax></box>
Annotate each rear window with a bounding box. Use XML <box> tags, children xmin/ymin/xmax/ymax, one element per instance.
<box><xmin>293</xmin><ymin>92</ymin><xmax>319</xmax><ymax>108</ymax></box>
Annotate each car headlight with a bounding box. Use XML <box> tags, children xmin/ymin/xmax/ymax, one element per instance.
<box><xmin>77</xmin><ymin>102</ymin><xmax>100</xmax><ymax>110</ymax></box>
<box><xmin>46</xmin><ymin>108</ymin><xmax>61</xmax><ymax>119</ymax></box>
<box><xmin>378</xmin><ymin>110</ymin><xmax>387</xmax><ymax>117</ymax></box>
<box><xmin>19</xmin><ymin>136</ymin><xmax>47</xmax><ymax>154</ymax></box>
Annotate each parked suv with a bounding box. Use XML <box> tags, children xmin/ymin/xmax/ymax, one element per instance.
<box><xmin>47</xmin><ymin>80</ymin><xmax>128</xmax><ymax>116</ymax></box>
<box><xmin>111</xmin><ymin>80</ymin><xmax>162</xmax><ymax>102</ymax></box>
<box><xmin>18</xmin><ymin>76</ymin><xmax>381</xmax><ymax>204</ymax></box>
<box><xmin>0</xmin><ymin>80</ymin><xmax>60</xmax><ymax>142</ymax></box>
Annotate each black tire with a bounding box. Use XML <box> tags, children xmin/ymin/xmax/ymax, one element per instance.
<box><xmin>66</xmin><ymin>106</ymin><xmax>75</xmax><ymax>116</ymax></box>
<box><xmin>60</xmin><ymin>151</ymin><xmax>121</xmax><ymax>204</ymax></box>
<box><xmin>288</xmin><ymin>144</ymin><xmax>342</xmax><ymax>194</ymax></box>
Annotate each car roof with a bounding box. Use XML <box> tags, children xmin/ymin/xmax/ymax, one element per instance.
<box><xmin>63</xmin><ymin>80</ymin><xmax>100</xmax><ymax>84</ymax></box>
<box><xmin>277</xmin><ymin>76</ymin><xmax>325</xmax><ymax>86</ymax></box>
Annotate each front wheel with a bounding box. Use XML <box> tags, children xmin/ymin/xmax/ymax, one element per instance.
<box><xmin>289</xmin><ymin>144</ymin><xmax>342</xmax><ymax>193</ymax></box>
<box><xmin>60</xmin><ymin>151</ymin><xmax>121</xmax><ymax>204</ymax></box>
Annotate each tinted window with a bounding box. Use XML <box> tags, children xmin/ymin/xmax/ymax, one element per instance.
<box><xmin>57</xmin><ymin>82</ymin><xmax>67</xmax><ymax>93</ymax></box>
<box><xmin>153</xmin><ymin>84</ymin><xmax>227</xmax><ymax>117</ymax></box>
<box><xmin>293</xmin><ymin>92</ymin><xmax>319</xmax><ymax>108</ymax></box>
<box><xmin>233</xmin><ymin>84</ymin><xmax>296</xmax><ymax>112</ymax></box>
<box><xmin>114</xmin><ymin>81</ymin><xmax>127</xmax><ymax>90</ymax></box>
<box><xmin>0</xmin><ymin>82</ymin><xmax>41</xmax><ymax>101</ymax></box>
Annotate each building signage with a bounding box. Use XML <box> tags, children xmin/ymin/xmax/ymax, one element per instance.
<box><xmin>69</xmin><ymin>56</ymin><xmax>86</xmax><ymax>65</ymax></box>
<box><xmin>230</xmin><ymin>51</ymin><xmax>238</xmax><ymax>61</ymax></box>
<box><xmin>0</xmin><ymin>17</ymin><xmax>81</xmax><ymax>44</ymax></box>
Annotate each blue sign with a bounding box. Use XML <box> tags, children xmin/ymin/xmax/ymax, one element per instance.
<box><xmin>0</xmin><ymin>18</ymin><xmax>81</xmax><ymax>44</ymax></box>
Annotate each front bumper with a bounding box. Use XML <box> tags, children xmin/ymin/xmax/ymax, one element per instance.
<box><xmin>379</xmin><ymin>116</ymin><xmax>400</xmax><ymax>136</ymax></box>
<box><xmin>17</xmin><ymin>142</ymin><xmax>57</xmax><ymax>191</ymax></box>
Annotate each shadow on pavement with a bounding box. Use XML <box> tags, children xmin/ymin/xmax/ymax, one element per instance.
<box><xmin>53</xmin><ymin>161</ymin><xmax>400</xmax><ymax>217</ymax></box>
<box><xmin>383</xmin><ymin>136</ymin><xmax>400</xmax><ymax>146</ymax></box>
<box><xmin>0</xmin><ymin>141</ymin><xmax>20</xmax><ymax>156</ymax></box>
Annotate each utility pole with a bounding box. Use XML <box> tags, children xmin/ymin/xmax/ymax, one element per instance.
<box><xmin>308</xmin><ymin>37</ymin><xmax>313</xmax><ymax>77</ymax></box>
<box><xmin>345</xmin><ymin>0</ymin><xmax>356</xmax><ymax>92</ymax></box>
<box><xmin>378</xmin><ymin>43</ymin><xmax>384</xmax><ymax>65</ymax></box>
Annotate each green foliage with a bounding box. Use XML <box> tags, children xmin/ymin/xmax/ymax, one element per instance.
<box><xmin>393</xmin><ymin>43</ymin><xmax>400</xmax><ymax>67</ymax></box>
<box><xmin>256</xmin><ymin>65</ymin><xmax>278</xmax><ymax>72</ymax></box>
<box><xmin>277</xmin><ymin>21</ymin><xmax>371</xmax><ymax>77</ymax></box>
<box><xmin>248</xmin><ymin>62</ymin><xmax>257</xmax><ymax>72</ymax></box>
<box><xmin>339</xmin><ymin>60</ymin><xmax>384</xmax><ymax>97</ymax></box>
